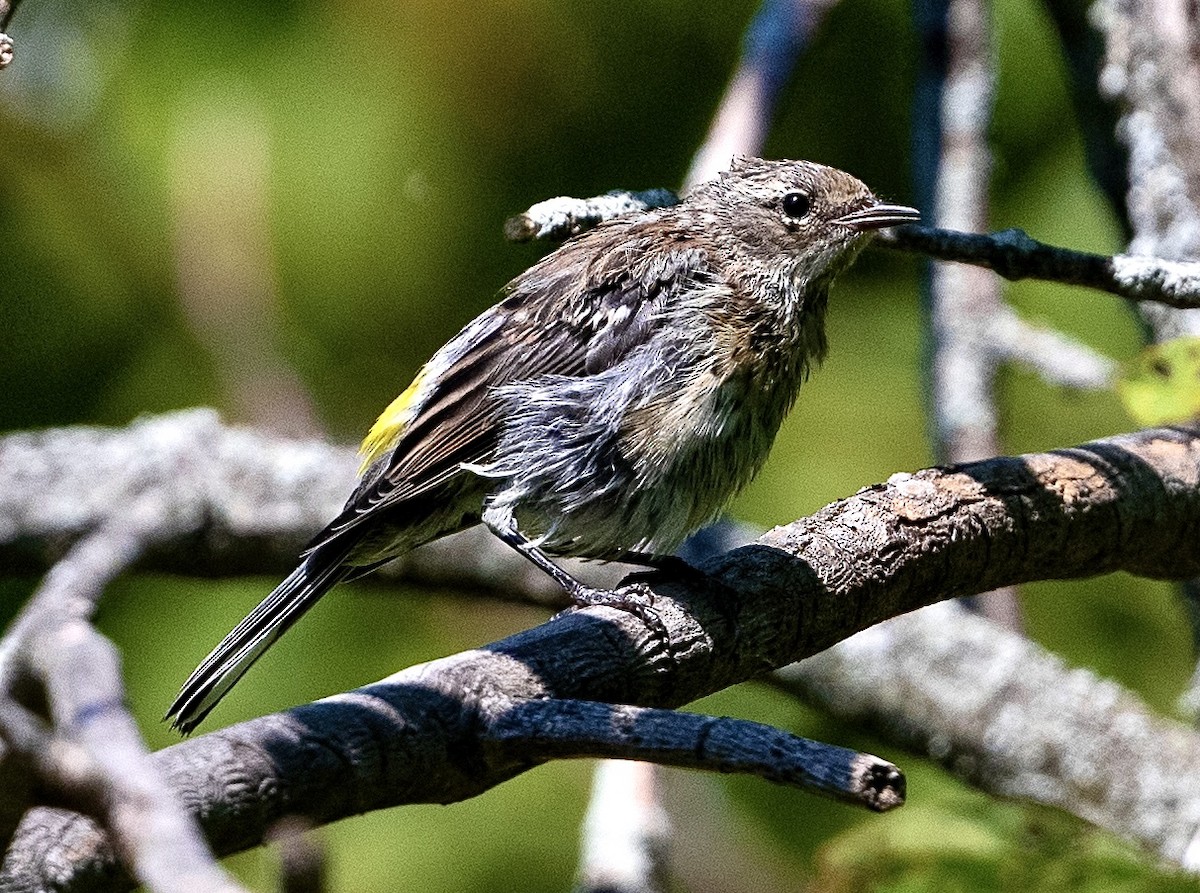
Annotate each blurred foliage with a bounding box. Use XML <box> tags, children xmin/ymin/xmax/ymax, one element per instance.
<box><xmin>1117</xmin><ymin>337</ymin><xmax>1200</xmax><ymax>426</ymax></box>
<box><xmin>0</xmin><ymin>0</ymin><xmax>1188</xmax><ymax>889</ymax></box>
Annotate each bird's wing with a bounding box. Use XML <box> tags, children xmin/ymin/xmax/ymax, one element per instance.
<box><xmin>309</xmin><ymin>220</ymin><xmax>712</xmax><ymax>553</ymax></box>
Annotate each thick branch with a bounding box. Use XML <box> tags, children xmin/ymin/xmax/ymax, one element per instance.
<box><xmin>6</xmin><ymin>424</ymin><xmax>1200</xmax><ymax>890</ymax></box>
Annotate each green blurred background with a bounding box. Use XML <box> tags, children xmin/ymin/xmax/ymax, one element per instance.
<box><xmin>1</xmin><ymin>0</ymin><xmax>1193</xmax><ymax>889</ymax></box>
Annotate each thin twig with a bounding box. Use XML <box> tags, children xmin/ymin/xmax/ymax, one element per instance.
<box><xmin>986</xmin><ymin>307</ymin><xmax>1117</xmax><ymax>391</ymax></box>
<box><xmin>0</xmin><ymin>496</ymin><xmax>247</xmax><ymax>892</ymax></box>
<box><xmin>884</xmin><ymin>225</ymin><xmax>1200</xmax><ymax>310</ymax></box>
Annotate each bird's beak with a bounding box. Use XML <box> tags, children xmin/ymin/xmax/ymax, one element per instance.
<box><xmin>835</xmin><ymin>202</ymin><xmax>921</xmax><ymax>231</ymax></box>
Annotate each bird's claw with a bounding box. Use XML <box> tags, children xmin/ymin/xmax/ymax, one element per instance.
<box><xmin>557</xmin><ymin>580</ymin><xmax>667</xmax><ymax>639</ymax></box>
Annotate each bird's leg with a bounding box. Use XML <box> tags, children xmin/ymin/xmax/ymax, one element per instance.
<box><xmin>482</xmin><ymin>500</ymin><xmax>660</xmax><ymax>619</ymax></box>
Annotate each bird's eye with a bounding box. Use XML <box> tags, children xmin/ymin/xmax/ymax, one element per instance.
<box><xmin>781</xmin><ymin>191</ymin><xmax>811</xmax><ymax>220</ymax></box>
<box><xmin>782</xmin><ymin>189</ymin><xmax>811</xmax><ymax>219</ymax></box>
<box><xmin>782</xmin><ymin>192</ymin><xmax>810</xmax><ymax>217</ymax></box>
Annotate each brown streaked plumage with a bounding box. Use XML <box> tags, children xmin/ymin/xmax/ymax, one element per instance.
<box><xmin>167</xmin><ymin>157</ymin><xmax>918</xmax><ymax>733</ymax></box>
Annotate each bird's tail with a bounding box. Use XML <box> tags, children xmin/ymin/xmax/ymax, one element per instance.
<box><xmin>166</xmin><ymin>552</ymin><xmax>351</xmax><ymax>734</ymax></box>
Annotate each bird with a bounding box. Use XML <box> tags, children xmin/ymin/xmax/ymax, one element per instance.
<box><xmin>167</xmin><ymin>156</ymin><xmax>919</xmax><ymax>733</ymax></box>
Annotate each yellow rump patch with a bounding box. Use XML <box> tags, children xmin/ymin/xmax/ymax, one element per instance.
<box><xmin>358</xmin><ymin>367</ymin><xmax>427</xmax><ymax>473</ymax></box>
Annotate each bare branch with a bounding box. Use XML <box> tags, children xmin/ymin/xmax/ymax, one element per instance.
<box><xmin>776</xmin><ymin>601</ymin><xmax>1200</xmax><ymax>869</ymax></box>
<box><xmin>502</xmin><ymin>183</ymin><xmax>1196</xmax><ymax>332</ymax></box>
<box><xmin>488</xmin><ymin>700</ymin><xmax>903</xmax><ymax>811</ymax></box>
<box><xmin>0</xmin><ymin>410</ymin><xmax>620</xmax><ymax>600</ymax></box>
<box><xmin>5</xmin><ymin>423</ymin><xmax>1200</xmax><ymax>890</ymax></box>
<box><xmin>985</xmin><ymin>307</ymin><xmax>1117</xmax><ymax>390</ymax></box>
<box><xmin>884</xmin><ymin>225</ymin><xmax>1200</xmax><ymax>310</ymax></box>
<box><xmin>500</xmin><ymin>178</ymin><xmax>1200</xmax><ymax>322</ymax></box>
<box><xmin>0</xmin><ymin>458</ymin><xmax>249</xmax><ymax>891</ymax></box>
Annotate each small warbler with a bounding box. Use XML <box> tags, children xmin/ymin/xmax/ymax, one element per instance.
<box><xmin>168</xmin><ymin>157</ymin><xmax>918</xmax><ymax>733</ymax></box>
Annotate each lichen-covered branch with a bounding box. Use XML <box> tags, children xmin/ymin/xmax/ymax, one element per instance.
<box><xmin>0</xmin><ymin>505</ymin><xmax>246</xmax><ymax>892</ymax></box>
<box><xmin>776</xmin><ymin>601</ymin><xmax>1200</xmax><ymax>869</ymax></box>
<box><xmin>0</xmin><ymin>410</ymin><xmax>615</xmax><ymax>601</ymax></box>
<box><xmin>1091</xmin><ymin>0</ymin><xmax>1200</xmax><ymax>714</ymax></box>
<box><xmin>883</xmin><ymin>225</ymin><xmax>1200</xmax><ymax>310</ymax></box>
<box><xmin>503</xmin><ymin>189</ymin><xmax>679</xmax><ymax>244</ymax></box>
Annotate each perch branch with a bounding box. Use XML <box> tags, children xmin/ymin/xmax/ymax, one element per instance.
<box><xmin>883</xmin><ymin>225</ymin><xmax>1200</xmax><ymax>311</ymax></box>
<box><xmin>5</xmin><ymin>422</ymin><xmax>1200</xmax><ymax>890</ymax></box>
<box><xmin>505</xmin><ymin>184</ymin><xmax>1200</xmax><ymax>317</ymax></box>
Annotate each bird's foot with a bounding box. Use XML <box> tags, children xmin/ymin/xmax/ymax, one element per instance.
<box><xmin>558</xmin><ymin>580</ymin><xmax>667</xmax><ymax>638</ymax></box>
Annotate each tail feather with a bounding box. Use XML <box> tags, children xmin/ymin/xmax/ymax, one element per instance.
<box><xmin>166</xmin><ymin>554</ymin><xmax>350</xmax><ymax>734</ymax></box>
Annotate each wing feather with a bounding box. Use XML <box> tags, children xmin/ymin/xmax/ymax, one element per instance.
<box><xmin>314</xmin><ymin>217</ymin><xmax>713</xmax><ymax>552</ymax></box>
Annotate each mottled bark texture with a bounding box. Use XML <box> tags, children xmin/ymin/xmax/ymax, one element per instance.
<box><xmin>778</xmin><ymin>601</ymin><xmax>1200</xmax><ymax>869</ymax></box>
<box><xmin>3</xmin><ymin>421</ymin><xmax>1199</xmax><ymax>891</ymax></box>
